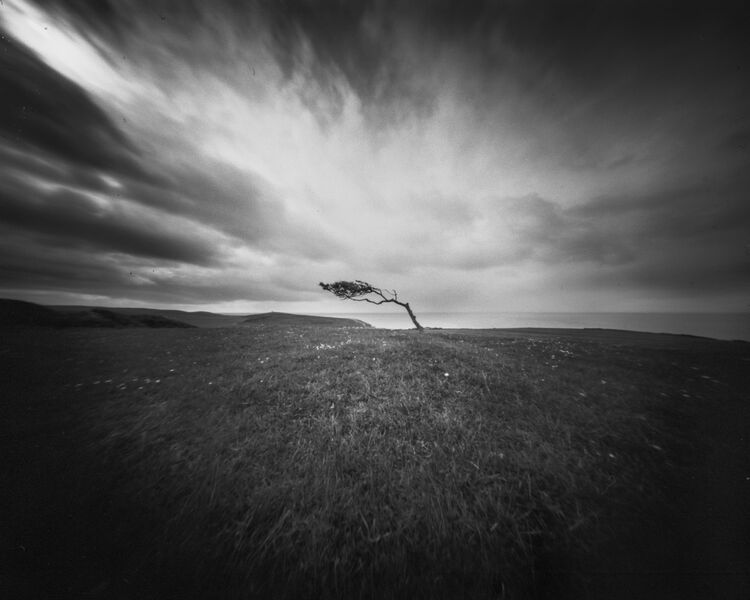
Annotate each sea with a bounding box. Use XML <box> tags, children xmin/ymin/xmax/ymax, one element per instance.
<box><xmin>314</xmin><ymin>312</ymin><xmax>750</xmax><ymax>342</ymax></box>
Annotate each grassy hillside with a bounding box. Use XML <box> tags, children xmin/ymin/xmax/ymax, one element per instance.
<box><xmin>241</xmin><ymin>311</ymin><xmax>371</xmax><ymax>328</ymax></box>
<box><xmin>52</xmin><ymin>305</ymin><xmax>250</xmax><ymax>328</ymax></box>
<box><xmin>0</xmin><ymin>298</ymin><xmax>64</xmax><ymax>327</ymax></box>
<box><xmin>1</xmin><ymin>321</ymin><xmax>748</xmax><ymax>599</ymax></box>
<box><xmin>63</xmin><ymin>308</ymin><xmax>196</xmax><ymax>328</ymax></box>
<box><xmin>49</xmin><ymin>306</ymin><xmax>370</xmax><ymax>329</ymax></box>
<box><xmin>0</xmin><ymin>299</ymin><xmax>196</xmax><ymax>329</ymax></box>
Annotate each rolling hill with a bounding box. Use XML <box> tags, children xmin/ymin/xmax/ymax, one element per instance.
<box><xmin>0</xmin><ymin>298</ymin><xmax>64</xmax><ymax>327</ymax></box>
<box><xmin>241</xmin><ymin>311</ymin><xmax>371</xmax><ymax>328</ymax></box>
<box><xmin>2</xmin><ymin>300</ymin><xmax>372</xmax><ymax>329</ymax></box>
<box><xmin>52</xmin><ymin>305</ymin><xmax>246</xmax><ymax>328</ymax></box>
<box><xmin>0</xmin><ymin>300</ymin><xmax>194</xmax><ymax>329</ymax></box>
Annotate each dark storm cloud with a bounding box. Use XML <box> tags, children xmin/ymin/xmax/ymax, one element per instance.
<box><xmin>566</xmin><ymin>175</ymin><xmax>750</xmax><ymax>297</ymax></box>
<box><xmin>519</xmin><ymin>176</ymin><xmax>750</xmax><ymax>287</ymax></box>
<box><xmin>0</xmin><ymin>228</ymin><xmax>317</xmax><ymax>305</ymax></box>
<box><xmin>38</xmin><ymin>1</ymin><xmax>747</xmax><ymax>106</ymax></box>
<box><xmin>720</xmin><ymin>130</ymin><xmax>750</xmax><ymax>154</ymax></box>
<box><xmin>0</xmin><ymin>29</ymin><xmax>231</xmax><ymax>274</ymax></box>
<box><xmin>2</xmin><ymin>132</ymin><xmax>319</xmax><ymax>264</ymax></box>
<box><xmin>0</xmin><ymin>3</ymin><xmax>344</xmax><ymax>287</ymax></box>
<box><xmin>571</xmin><ymin>170</ymin><xmax>750</xmax><ymax>239</ymax></box>
<box><xmin>268</xmin><ymin>0</ymin><xmax>750</xmax><ymax>131</ymax></box>
<box><xmin>0</xmin><ymin>35</ymin><xmax>145</xmax><ymax>177</ymax></box>
<box><xmin>0</xmin><ymin>232</ymin><xmax>127</xmax><ymax>288</ymax></box>
<box><xmin>618</xmin><ymin>258</ymin><xmax>749</xmax><ymax>295</ymax></box>
<box><xmin>110</xmin><ymin>161</ymin><xmax>343</xmax><ymax>262</ymax></box>
<box><xmin>0</xmin><ymin>135</ymin><xmax>280</xmax><ymax>265</ymax></box>
<box><xmin>0</xmin><ymin>174</ymin><xmax>222</xmax><ymax>264</ymax></box>
<box><xmin>0</xmin><ymin>138</ymin><xmax>337</xmax><ymax>304</ymax></box>
<box><xmin>383</xmin><ymin>172</ymin><xmax>749</xmax><ymax>302</ymax></box>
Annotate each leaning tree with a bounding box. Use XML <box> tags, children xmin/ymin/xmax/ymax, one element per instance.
<box><xmin>319</xmin><ymin>280</ymin><xmax>423</xmax><ymax>330</ymax></box>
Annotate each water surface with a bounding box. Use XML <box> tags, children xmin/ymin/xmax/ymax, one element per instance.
<box><xmin>316</xmin><ymin>312</ymin><xmax>750</xmax><ymax>342</ymax></box>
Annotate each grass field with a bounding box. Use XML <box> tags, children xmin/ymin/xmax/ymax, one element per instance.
<box><xmin>1</xmin><ymin>319</ymin><xmax>749</xmax><ymax>599</ymax></box>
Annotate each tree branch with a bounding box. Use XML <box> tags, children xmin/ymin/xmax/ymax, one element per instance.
<box><xmin>349</xmin><ymin>297</ymin><xmax>390</xmax><ymax>305</ymax></box>
<box><xmin>318</xmin><ymin>280</ymin><xmax>423</xmax><ymax>330</ymax></box>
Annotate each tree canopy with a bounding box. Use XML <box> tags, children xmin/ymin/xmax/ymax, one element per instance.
<box><xmin>319</xmin><ymin>280</ymin><xmax>423</xmax><ymax>330</ymax></box>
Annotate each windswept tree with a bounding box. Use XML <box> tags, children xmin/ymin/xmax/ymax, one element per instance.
<box><xmin>319</xmin><ymin>280</ymin><xmax>423</xmax><ymax>330</ymax></box>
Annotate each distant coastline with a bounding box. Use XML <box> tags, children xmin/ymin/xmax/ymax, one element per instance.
<box><xmin>4</xmin><ymin>298</ymin><xmax>747</xmax><ymax>342</ymax></box>
<box><xmin>313</xmin><ymin>311</ymin><xmax>750</xmax><ymax>342</ymax></box>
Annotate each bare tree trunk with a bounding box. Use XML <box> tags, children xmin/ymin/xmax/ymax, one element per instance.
<box><xmin>402</xmin><ymin>302</ymin><xmax>424</xmax><ymax>331</ymax></box>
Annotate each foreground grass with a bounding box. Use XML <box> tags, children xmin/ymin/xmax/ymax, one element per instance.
<box><xmin>2</xmin><ymin>324</ymin><xmax>748</xmax><ymax>599</ymax></box>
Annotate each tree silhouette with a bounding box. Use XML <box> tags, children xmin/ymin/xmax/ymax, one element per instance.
<box><xmin>319</xmin><ymin>280</ymin><xmax>423</xmax><ymax>330</ymax></box>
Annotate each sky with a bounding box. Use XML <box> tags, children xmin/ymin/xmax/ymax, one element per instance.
<box><xmin>1</xmin><ymin>0</ymin><xmax>748</xmax><ymax>315</ymax></box>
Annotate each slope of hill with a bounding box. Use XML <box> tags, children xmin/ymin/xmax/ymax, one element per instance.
<box><xmin>241</xmin><ymin>311</ymin><xmax>371</xmax><ymax>328</ymax></box>
<box><xmin>0</xmin><ymin>300</ymin><xmax>194</xmax><ymax>328</ymax></box>
<box><xmin>3</xmin><ymin>301</ymin><xmax>370</xmax><ymax>329</ymax></box>
<box><xmin>52</xmin><ymin>306</ymin><xmax>247</xmax><ymax>328</ymax></box>
<box><xmin>63</xmin><ymin>308</ymin><xmax>195</xmax><ymax>328</ymax></box>
<box><xmin>0</xmin><ymin>298</ymin><xmax>64</xmax><ymax>327</ymax></box>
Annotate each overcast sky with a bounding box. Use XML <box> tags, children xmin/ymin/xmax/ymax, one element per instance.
<box><xmin>1</xmin><ymin>0</ymin><xmax>748</xmax><ymax>314</ymax></box>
